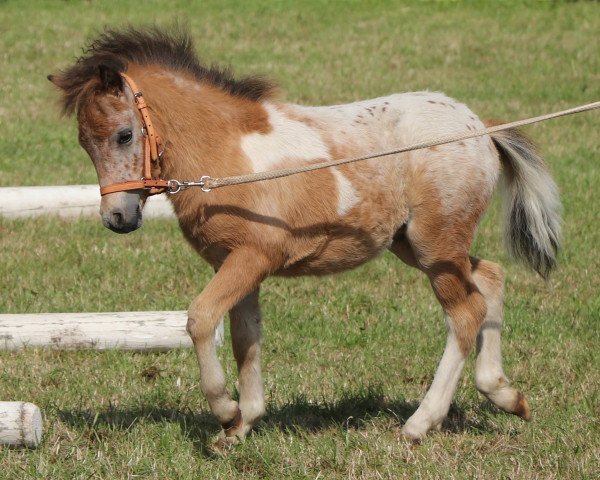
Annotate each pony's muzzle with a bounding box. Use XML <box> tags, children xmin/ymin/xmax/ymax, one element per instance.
<box><xmin>100</xmin><ymin>191</ymin><xmax>143</xmax><ymax>234</ymax></box>
<box><xmin>102</xmin><ymin>208</ymin><xmax>141</xmax><ymax>233</ymax></box>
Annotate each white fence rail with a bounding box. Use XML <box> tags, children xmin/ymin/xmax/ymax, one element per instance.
<box><xmin>0</xmin><ymin>185</ymin><xmax>174</xmax><ymax>218</ymax></box>
<box><xmin>0</xmin><ymin>311</ymin><xmax>193</xmax><ymax>350</ymax></box>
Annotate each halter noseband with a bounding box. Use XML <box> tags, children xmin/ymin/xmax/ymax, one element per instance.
<box><xmin>99</xmin><ymin>73</ymin><xmax>170</xmax><ymax>196</ymax></box>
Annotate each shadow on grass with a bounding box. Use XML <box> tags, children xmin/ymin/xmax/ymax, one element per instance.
<box><xmin>56</xmin><ymin>387</ymin><xmax>495</xmax><ymax>456</ymax></box>
<box><xmin>261</xmin><ymin>387</ymin><xmax>496</xmax><ymax>436</ymax></box>
<box><xmin>262</xmin><ymin>386</ymin><xmax>417</xmax><ymax>434</ymax></box>
<box><xmin>57</xmin><ymin>405</ymin><xmax>221</xmax><ymax>457</ymax></box>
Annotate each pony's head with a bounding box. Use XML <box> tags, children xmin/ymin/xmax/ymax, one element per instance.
<box><xmin>49</xmin><ymin>62</ymin><xmax>145</xmax><ymax>233</ymax></box>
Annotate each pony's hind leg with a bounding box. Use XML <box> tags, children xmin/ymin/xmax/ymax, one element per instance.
<box><xmin>471</xmin><ymin>257</ymin><xmax>530</xmax><ymax>420</ymax></box>
<box><xmin>405</xmin><ymin>256</ymin><xmax>486</xmax><ymax>440</ymax></box>
<box><xmin>228</xmin><ymin>288</ymin><xmax>266</xmax><ymax>439</ymax></box>
<box><xmin>390</xmin><ymin>207</ymin><xmax>488</xmax><ymax>439</ymax></box>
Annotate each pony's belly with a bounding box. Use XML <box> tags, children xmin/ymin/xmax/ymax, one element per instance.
<box><xmin>275</xmin><ymin>227</ymin><xmax>393</xmax><ymax>277</ymax></box>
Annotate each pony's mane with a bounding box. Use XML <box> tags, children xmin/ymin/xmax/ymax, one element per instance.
<box><xmin>52</xmin><ymin>25</ymin><xmax>277</xmax><ymax>115</ymax></box>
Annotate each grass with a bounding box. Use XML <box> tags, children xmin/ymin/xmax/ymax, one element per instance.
<box><xmin>1</xmin><ymin>0</ymin><xmax>599</xmax><ymax>478</ymax></box>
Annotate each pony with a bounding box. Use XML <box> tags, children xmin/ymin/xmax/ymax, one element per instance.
<box><xmin>48</xmin><ymin>26</ymin><xmax>561</xmax><ymax>446</ymax></box>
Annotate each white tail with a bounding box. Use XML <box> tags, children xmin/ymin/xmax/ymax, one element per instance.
<box><xmin>492</xmin><ymin>129</ymin><xmax>562</xmax><ymax>278</ymax></box>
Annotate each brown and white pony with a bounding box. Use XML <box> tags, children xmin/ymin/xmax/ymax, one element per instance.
<box><xmin>49</xmin><ymin>27</ymin><xmax>561</xmax><ymax>445</ymax></box>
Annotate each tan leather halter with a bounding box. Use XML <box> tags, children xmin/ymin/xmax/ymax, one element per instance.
<box><xmin>99</xmin><ymin>73</ymin><xmax>170</xmax><ymax>196</ymax></box>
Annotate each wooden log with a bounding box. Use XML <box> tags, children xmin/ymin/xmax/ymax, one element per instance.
<box><xmin>0</xmin><ymin>311</ymin><xmax>224</xmax><ymax>350</ymax></box>
<box><xmin>0</xmin><ymin>185</ymin><xmax>174</xmax><ymax>219</ymax></box>
<box><xmin>0</xmin><ymin>311</ymin><xmax>186</xmax><ymax>350</ymax></box>
<box><xmin>0</xmin><ymin>402</ymin><xmax>43</xmax><ymax>448</ymax></box>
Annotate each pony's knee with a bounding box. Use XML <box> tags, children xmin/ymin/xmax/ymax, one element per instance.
<box><xmin>186</xmin><ymin>314</ymin><xmax>202</xmax><ymax>340</ymax></box>
<box><xmin>186</xmin><ymin>309</ymin><xmax>217</xmax><ymax>344</ymax></box>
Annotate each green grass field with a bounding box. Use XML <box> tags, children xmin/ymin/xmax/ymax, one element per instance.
<box><xmin>1</xmin><ymin>0</ymin><xmax>599</xmax><ymax>478</ymax></box>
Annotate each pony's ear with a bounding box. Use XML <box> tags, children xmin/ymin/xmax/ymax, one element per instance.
<box><xmin>47</xmin><ymin>73</ymin><xmax>67</xmax><ymax>90</ymax></box>
<box><xmin>47</xmin><ymin>74</ymin><xmax>59</xmax><ymax>86</ymax></box>
<box><xmin>98</xmin><ymin>64</ymin><xmax>123</xmax><ymax>93</ymax></box>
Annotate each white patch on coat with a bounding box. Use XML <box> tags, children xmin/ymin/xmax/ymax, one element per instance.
<box><xmin>332</xmin><ymin>168</ymin><xmax>360</xmax><ymax>215</ymax></box>
<box><xmin>240</xmin><ymin>103</ymin><xmax>331</xmax><ymax>172</ymax></box>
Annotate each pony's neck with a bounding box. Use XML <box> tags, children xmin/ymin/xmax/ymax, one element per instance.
<box><xmin>127</xmin><ymin>65</ymin><xmax>271</xmax><ymax>182</ymax></box>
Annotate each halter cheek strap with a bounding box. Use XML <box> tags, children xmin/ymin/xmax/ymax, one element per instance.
<box><xmin>99</xmin><ymin>73</ymin><xmax>170</xmax><ymax>196</ymax></box>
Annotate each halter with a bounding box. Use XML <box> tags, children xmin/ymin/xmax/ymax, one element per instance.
<box><xmin>99</xmin><ymin>73</ymin><xmax>171</xmax><ymax>196</ymax></box>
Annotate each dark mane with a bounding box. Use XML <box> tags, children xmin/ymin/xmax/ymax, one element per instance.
<box><xmin>50</xmin><ymin>25</ymin><xmax>277</xmax><ymax>115</ymax></box>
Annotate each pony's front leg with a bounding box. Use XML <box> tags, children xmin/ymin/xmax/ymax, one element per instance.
<box><xmin>186</xmin><ymin>248</ymin><xmax>270</xmax><ymax>447</ymax></box>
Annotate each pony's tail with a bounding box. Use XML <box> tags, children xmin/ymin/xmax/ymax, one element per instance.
<box><xmin>491</xmin><ymin>128</ymin><xmax>562</xmax><ymax>279</ymax></box>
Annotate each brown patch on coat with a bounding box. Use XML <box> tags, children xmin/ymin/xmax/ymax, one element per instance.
<box><xmin>483</xmin><ymin>118</ymin><xmax>505</xmax><ymax>128</ymax></box>
<box><xmin>279</xmin><ymin>104</ymin><xmax>322</xmax><ymax>130</ymax></box>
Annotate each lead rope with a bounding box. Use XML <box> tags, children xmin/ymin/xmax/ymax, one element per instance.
<box><xmin>191</xmin><ymin>100</ymin><xmax>599</xmax><ymax>192</ymax></box>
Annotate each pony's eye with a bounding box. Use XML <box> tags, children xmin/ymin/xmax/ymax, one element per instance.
<box><xmin>117</xmin><ymin>130</ymin><xmax>133</xmax><ymax>145</ymax></box>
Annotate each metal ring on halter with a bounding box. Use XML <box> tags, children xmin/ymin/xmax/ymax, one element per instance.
<box><xmin>200</xmin><ymin>175</ymin><xmax>212</xmax><ymax>192</ymax></box>
<box><xmin>167</xmin><ymin>179</ymin><xmax>182</xmax><ymax>194</ymax></box>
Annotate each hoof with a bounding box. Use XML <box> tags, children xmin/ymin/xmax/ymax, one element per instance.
<box><xmin>400</xmin><ymin>422</ymin><xmax>428</xmax><ymax>443</ymax></box>
<box><xmin>512</xmin><ymin>392</ymin><xmax>531</xmax><ymax>421</ymax></box>
<box><xmin>210</xmin><ymin>409</ymin><xmax>246</xmax><ymax>455</ymax></box>
<box><xmin>210</xmin><ymin>437</ymin><xmax>240</xmax><ymax>457</ymax></box>
<box><xmin>210</xmin><ymin>432</ymin><xmax>240</xmax><ymax>456</ymax></box>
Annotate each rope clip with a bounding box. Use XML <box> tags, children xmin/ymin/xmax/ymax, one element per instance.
<box><xmin>167</xmin><ymin>176</ymin><xmax>212</xmax><ymax>194</ymax></box>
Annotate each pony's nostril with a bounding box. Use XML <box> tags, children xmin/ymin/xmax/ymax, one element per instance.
<box><xmin>111</xmin><ymin>211</ymin><xmax>124</xmax><ymax>227</ymax></box>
